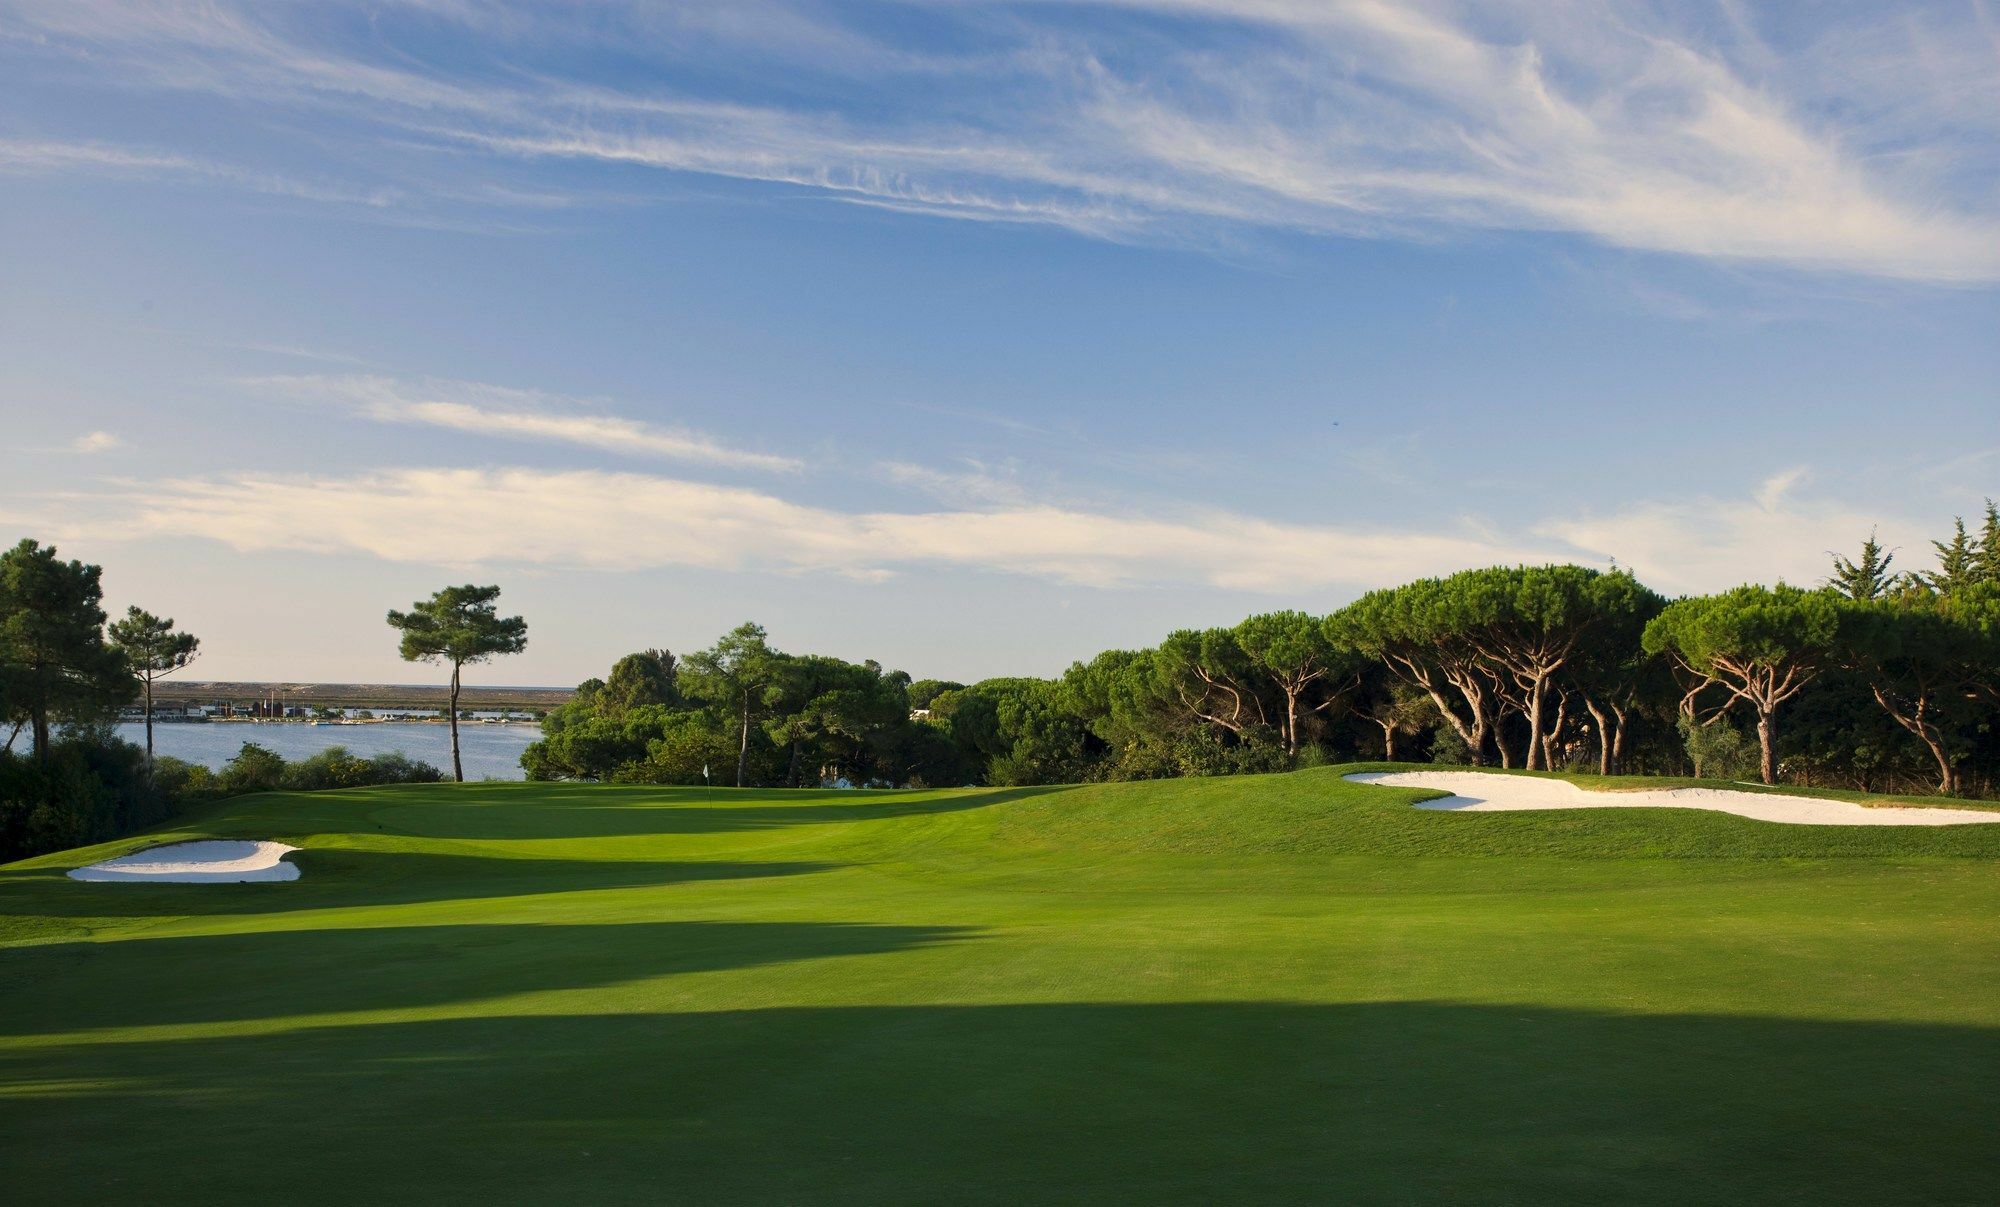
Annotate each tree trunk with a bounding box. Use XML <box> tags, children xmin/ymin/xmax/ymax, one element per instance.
<box><xmin>1523</xmin><ymin>678</ymin><xmax>1546</xmax><ymax>771</ymax></box>
<box><xmin>1284</xmin><ymin>688</ymin><xmax>1300</xmax><ymax>759</ymax></box>
<box><xmin>448</xmin><ymin>663</ymin><xmax>464</xmax><ymax>782</ymax></box>
<box><xmin>1869</xmin><ymin>685</ymin><xmax>1959</xmax><ymax>797</ymax></box>
<box><xmin>32</xmin><ymin>710</ymin><xmax>50</xmax><ymax>767</ymax></box>
<box><xmin>1418</xmin><ymin>684</ymin><xmax>1484</xmax><ymax>766</ymax></box>
<box><xmin>1539</xmin><ymin>692</ymin><xmax>1568</xmax><ymax>772</ymax></box>
<box><xmin>1756</xmin><ymin>708</ymin><xmax>1776</xmax><ymax>785</ymax></box>
<box><xmin>1610</xmin><ymin>705</ymin><xmax>1629</xmax><ymax>777</ymax></box>
<box><xmin>1396</xmin><ymin>657</ymin><xmax>1489</xmax><ymax>767</ymax></box>
<box><xmin>1921</xmin><ymin>737</ymin><xmax>1955</xmax><ymax>796</ymax></box>
<box><xmin>143</xmin><ymin>673</ymin><xmax>156</xmax><ymax>760</ymax></box>
<box><xmin>736</xmin><ymin>694</ymin><xmax>751</xmax><ymax>788</ymax></box>
<box><xmin>1375</xmin><ymin>720</ymin><xmax>1396</xmax><ymax>762</ymax></box>
<box><xmin>1585</xmin><ymin>699</ymin><xmax>1612</xmax><ymax>776</ymax></box>
<box><xmin>787</xmin><ymin>740</ymin><xmax>802</xmax><ymax>788</ymax></box>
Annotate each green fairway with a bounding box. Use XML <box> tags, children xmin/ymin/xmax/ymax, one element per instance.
<box><xmin>4</xmin><ymin>767</ymin><xmax>1997</xmax><ymax>1205</ymax></box>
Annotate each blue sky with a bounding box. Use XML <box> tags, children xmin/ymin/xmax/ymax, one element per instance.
<box><xmin>2</xmin><ymin>0</ymin><xmax>1996</xmax><ymax>684</ymax></box>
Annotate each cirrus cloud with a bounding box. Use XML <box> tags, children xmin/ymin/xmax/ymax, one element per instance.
<box><xmin>251</xmin><ymin>374</ymin><xmax>801</xmax><ymax>472</ymax></box>
<box><xmin>4</xmin><ymin>1</ymin><xmax>1997</xmax><ymax>281</ymax></box>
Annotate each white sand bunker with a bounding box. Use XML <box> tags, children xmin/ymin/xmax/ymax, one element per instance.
<box><xmin>1345</xmin><ymin>771</ymin><xmax>2000</xmax><ymax>827</ymax></box>
<box><xmin>68</xmin><ymin>840</ymin><xmax>301</xmax><ymax>883</ymax></box>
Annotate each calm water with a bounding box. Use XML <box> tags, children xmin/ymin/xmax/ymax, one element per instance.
<box><xmin>114</xmin><ymin>721</ymin><xmax>542</xmax><ymax>781</ymax></box>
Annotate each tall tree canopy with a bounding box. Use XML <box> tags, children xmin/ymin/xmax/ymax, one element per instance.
<box><xmin>1327</xmin><ymin>567</ymin><xmax>1659</xmax><ymax>769</ymax></box>
<box><xmin>1326</xmin><ymin>580</ymin><xmax>1502</xmax><ymax>764</ymax></box>
<box><xmin>386</xmin><ymin>584</ymin><xmax>528</xmax><ymax>782</ymax></box>
<box><xmin>1827</xmin><ymin>532</ymin><xmax>1898</xmax><ymax>601</ymax></box>
<box><xmin>1979</xmin><ymin>500</ymin><xmax>2000</xmax><ymax>584</ymax></box>
<box><xmin>1566</xmin><ymin>584</ymin><xmax>1669</xmax><ymax>776</ymax></box>
<box><xmin>1922</xmin><ymin>518</ymin><xmax>1982</xmax><ymax>594</ymax></box>
<box><xmin>601</xmin><ymin>649</ymin><xmax>679</xmax><ymax>715</ymax></box>
<box><xmin>681</xmin><ymin>623</ymin><xmax>783</xmax><ymax>788</ymax></box>
<box><xmin>0</xmin><ymin>540</ymin><xmax>132</xmax><ymax>763</ymax></box>
<box><xmin>1846</xmin><ymin>584</ymin><xmax>2000</xmax><ymax>794</ymax></box>
<box><xmin>1233</xmin><ymin>610</ymin><xmax>1363</xmax><ymax>758</ymax></box>
<box><xmin>763</xmin><ymin>654</ymin><xmax>910</xmax><ymax>787</ymax></box>
<box><xmin>526</xmin><ymin>631</ymin><xmax>950</xmax><ymax>789</ymax></box>
<box><xmin>107</xmin><ymin>607</ymin><xmax>200</xmax><ymax>760</ymax></box>
<box><xmin>1642</xmin><ymin>584</ymin><xmax>1852</xmax><ymax>785</ymax></box>
<box><xmin>506</xmin><ymin>517</ymin><xmax>1998</xmax><ymax>798</ymax></box>
<box><xmin>1155</xmin><ymin>627</ymin><xmax>1267</xmax><ymax>744</ymax></box>
<box><xmin>1450</xmin><ymin>566</ymin><xmax>1653</xmax><ymax>770</ymax></box>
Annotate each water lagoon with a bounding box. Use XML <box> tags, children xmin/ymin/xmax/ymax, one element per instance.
<box><xmin>113</xmin><ymin>720</ymin><xmax>541</xmax><ymax>781</ymax></box>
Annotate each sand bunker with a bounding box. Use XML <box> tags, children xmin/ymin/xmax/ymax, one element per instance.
<box><xmin>1345</xmin><ymin>771</ymin><xmax>2000</xmax><ymax>827</ymax></box>
<box><xmin>68</xmin><ymin>840</ymin><xmax>301</xmax><ymax>883</ymax></box>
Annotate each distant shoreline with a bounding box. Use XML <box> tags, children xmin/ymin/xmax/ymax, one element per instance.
<box><xmin>137</xmin><ymin>715</ymin><xmax>537</xmax><ymax>725</ymax></box>
<box><xmin>203</xmin><ymin>716</ymin><xmax>528</xmax><ymax>724</ymax></box>
<box><xmin>126</xmin><ymin>680</ymin><xmax>574</xmax><ymax>713</ymax></box>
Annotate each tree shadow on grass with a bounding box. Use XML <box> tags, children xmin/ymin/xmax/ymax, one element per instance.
<box><xmin>3</xmin><ymin>1001</ymin><xmax>1993</xmax><ymax>1206</ymax></box>
<box><xmin>359</xmin><ymin>784</ymin><xmax>1067</xmax><ymax>840</ymax></box>
<box><xmin>0</xmin><ymin>920</ymin><xmax>974</xmax><ymax>1033</ymax></box>
<box><xmin>0</xmin><ymin>848</ymin><xmax>842</xmax><ymax>920</ymax></box>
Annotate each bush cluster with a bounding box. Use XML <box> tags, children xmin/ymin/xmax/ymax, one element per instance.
<box><xmin>0</xmin><ymin>738</ymin><xmax>443</xmax><ymax>863</ymax></box>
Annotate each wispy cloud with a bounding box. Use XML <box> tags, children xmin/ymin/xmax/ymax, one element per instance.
<box><xmin>5</xmin><ymin>2</ymin><xmax>1997</xmax><ymax>280</ymax></box>
<box><xmin>70</xmin><ymin>431</ymin><xmax>120</xmax><ymax>454</ymax></box>
<box><xmin>0</xmin><ymin>139</ymin><xmax>193</xmax><ymax>174</ymax></box>
<box><xmin>251</xmin><ymin>375</ymin><xmax>801</xmax><ymax>472</ymax></box>
<box><xmin>891</xmin><ymin>400</ymin><xmax>1063</xmax><ymax>439</ymax></box>
<box><xmin>879</xmin><ymin>459</ymin><xmax>1031</xmax><ymax>508</ymax></box>
<box><xmin>23</xmin><ymin>465</ymin><xmax>1558</xmax><ymax>590</ymax></box>
<box><xmin>16</xmin><ymin>461</ymin><xmax>1949</xmax><ymax>595</ymax></box>
<box><xmin>0</xmin><ymin>137</ymin><xmax>403</xmax><ymax>207</ymax></box>
<box><xmin>220</xmin><ymin>340</ymin><xmax>368</xmax><ymax>365</ymax></box>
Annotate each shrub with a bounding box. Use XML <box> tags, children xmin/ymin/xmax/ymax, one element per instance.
<box><xmin>0</xmin><ymin>733</ymin><xmax>175</xmax><ymax>863</ymax></box>
<box><xmin>150</xmin><ymin>756</ymin><xmax>219</xmax><ymax>802</ymax></box>
<box><xmin>219</xmin><ymin>743</ymin><xmax>286</xmax><ymax>796</ymax></box>
<box><xmin>362</xmin><ymin>751</ymin><xmax>445</xmax><ymax>785</ymax></box>
<box><xmin>280</xmin><ymin>746</ymin><xmax>445</xmax><ymax>790</ymax></box>
<box><xmin>1429</xmin><ymin>724</ymin><xmax>1470</xmax><ymax>766</ymax></box>
<box><xmin>0</xmin><ymin>735</ymin><xmax>441</xmax><ymax>863</ymax></box>
<box><xmin>1678</xmin><ymin>715</ymin><xmax>1759</xmax><ymax>781</ymax></box>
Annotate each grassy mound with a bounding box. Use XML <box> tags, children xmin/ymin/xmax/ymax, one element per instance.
<box><xmin>3</xmin><ymin>766</ymin><xmax>1996</xmax><ymax>1204</ymax></box>
<box><xmin>992</xmin><ymin>765</ymin><xmax>2000</xmax><ymax>859</ymax></box>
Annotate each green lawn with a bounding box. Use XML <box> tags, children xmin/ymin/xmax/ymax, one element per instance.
<box><xmin>4</xmin><ymin>766</ymin><xmax>1997</xmax><ymax>1204</ymax></box>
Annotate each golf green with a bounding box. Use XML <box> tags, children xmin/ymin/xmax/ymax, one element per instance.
<box><xmin>4</xmin><ymin>767</ymin><xmax>1997</xmax><ymax>1204</ymax></box>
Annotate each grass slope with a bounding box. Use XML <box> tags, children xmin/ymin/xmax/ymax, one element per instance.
<box><xmin>3</xmin><ymin>766</ymin><xmax>1997</xmax><ymax>1205</ymax></box>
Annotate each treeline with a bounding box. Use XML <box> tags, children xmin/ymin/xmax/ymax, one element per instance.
<box><xmin>169</xmin><ymin>743</ymin><xmax>443</xmax><ymax>797</ymax></box>
<box><xmin>1</xmin><ymin>537</ymin><xmax>451</xmax><ymax>862</ymax></box>
<box><xmin>6</xmin><ymin>500</ymin><xmax>1997</xmax><ymax>861</ymax></box>
<box><xmin>1</xmin><ymin>538</ymin><xmax>207</xmax><ymax>860</ymax></box>
<box><xmin>537</xmin><ymin>506</ymin><xmax>2000</xmax><ymax>798</ymax></box>
<box><xmin>523</xmin><ymin>624</ymin><xmax>966</xmax><ymax>787</ymax></box>
<box><xmin>0</xmin><ymin>735</ymin><xmax>445</xmax><ymax>862</ymax></box>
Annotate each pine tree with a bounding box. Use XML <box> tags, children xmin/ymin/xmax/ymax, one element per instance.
<box><xmin>1977</xmin><ymin>499</ymin><xmax>2000</xmax><ymax>585</ymax></box>
<box><xmin>387</xmin><ymin>585</ymin><xmax>528</xmax><ymax>782</ymax></box>
<box><xmin>1827</xmin><ymin>531</ymin><xmax>1897</xmax><ymax>600</ymax></box>
<box><xmin>0</xmin><ymin>539</ymin><xmax>134</xmax><ymax>763</ymax></box>
<box><xmin>1923</xmin><ymin>517</ymin><xmax>1980</xmax><ymax>595</ymax></box>
<box><xmin>108</xmin><ymin>607</ymin><xmax>200</xmax><ymax>760</ymax></box>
